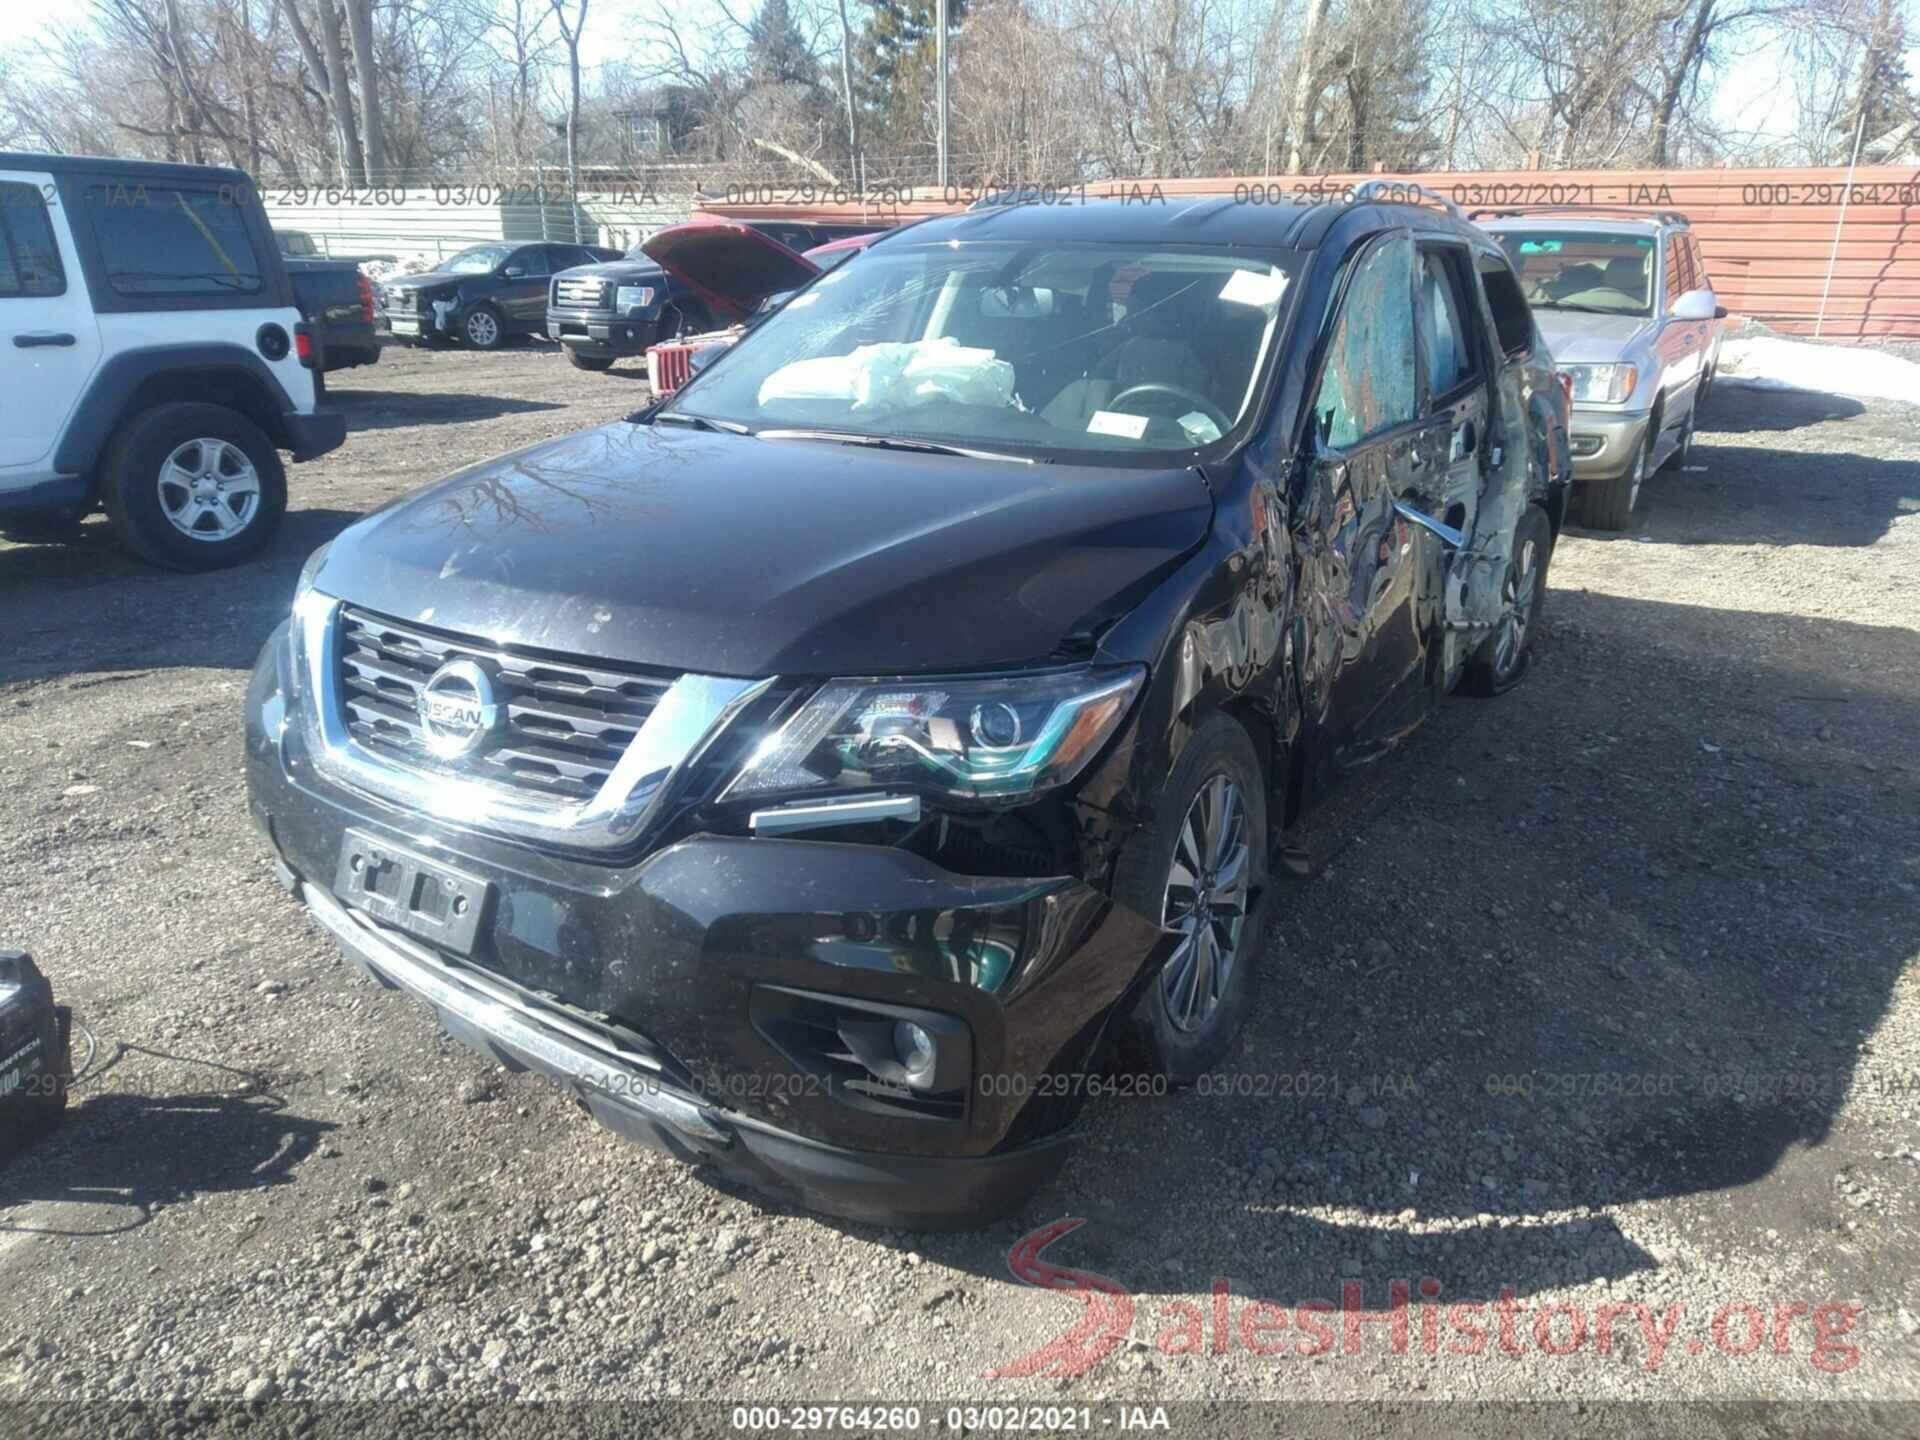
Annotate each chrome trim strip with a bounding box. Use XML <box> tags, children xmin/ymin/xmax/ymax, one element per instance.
<box><xmin>749</xmin><ymin>792</ymin><xmax>921</xmax><ymax>836</ymax></box>
<box><xmin>303</xmin><ymin>882</ymin><xmax>724</xmax><ymax>1142</ymax></box>
<box><xmin>1393</xmin><ymin>498</ymin><xmax>1467</xmax><ymax>549</ymax></box>
<box><xmin>296</xmin><ymin>591</ymin><xmax>772</xmax><ymax>851</ymax></box>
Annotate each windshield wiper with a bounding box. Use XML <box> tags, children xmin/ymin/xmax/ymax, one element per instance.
<box><xmin>758</xmin><ymin>429</ymin><xmax>1034</xmax><ymax>464</ymax></box>
<box><xmin>109</xmin><ymin>269</ymin><xmax>256</xmax><ymax>292</ymax></box>
<box><xmin>654</xmin><ymin>410</ymin><xmax>751</xmax><ymax>435</ymax></box>
<box><xmin>1536</xmin><ymin>301</ymin><xmax>1635</xmax><ymax>315</ymax></box>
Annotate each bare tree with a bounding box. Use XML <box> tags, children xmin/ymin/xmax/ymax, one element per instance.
<box><xmin>548</xmin><ymin>0</ymin><xmax>586</xmax><ymax>234</ymax></box>
<box><xmin>343</xmin><ymin>0</ymin><xmax>385</xmax><ymax>176</ymax></box>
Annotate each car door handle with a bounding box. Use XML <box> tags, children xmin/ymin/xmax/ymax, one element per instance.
<box><xmin>13</xmin><ymin>332</ymin><xmax>75</xmax><ymax>348</ymax></box>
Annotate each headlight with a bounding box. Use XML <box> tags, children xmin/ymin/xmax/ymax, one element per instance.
<box><xmin>722</xmin><ymin>667</ymin><xmax>1144</xmax><ymax>804</ymax></box>
<box><xmin>615</xmin><ymin>285</ymin><xmax>656</xmax><ymax>312</ymax></box>
<box><xmin>1559</xmin><ymin>363</ymin><xmax>1638</xmax><ymax>404</ymax></box>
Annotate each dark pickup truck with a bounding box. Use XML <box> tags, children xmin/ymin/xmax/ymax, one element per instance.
<box><xmin>284</xmin><ymin>258</ymin><xmax>380</xmax><ymax>373</ymax></box>
<box><xmin>547</xmin><ymin>219</ymin><xmax>876</xmax><ymax>371</ymax></box>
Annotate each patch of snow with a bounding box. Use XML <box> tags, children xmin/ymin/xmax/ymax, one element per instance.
<box><xmin>1716</xmin><ymin>336</ymin><xmax>1920</xmax><ymax>406</ymax></box>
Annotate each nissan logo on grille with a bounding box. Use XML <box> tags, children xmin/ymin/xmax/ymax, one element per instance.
<box><xmin>417</xmin><ymin>659</ymin><xmax>501</xmax><ymax>758</ymax></box>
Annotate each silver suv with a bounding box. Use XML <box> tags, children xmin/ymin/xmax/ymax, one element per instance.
<box><xmin>1477</xmin><ymin>208</ymin><xmax>1723</xmax><ymax>530</ymax></box>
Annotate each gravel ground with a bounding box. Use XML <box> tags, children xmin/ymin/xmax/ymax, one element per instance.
<box><xmin>2</xmin><ymin>339</ymin><xmax>1918</xmax><ymax>1429</ymax></box>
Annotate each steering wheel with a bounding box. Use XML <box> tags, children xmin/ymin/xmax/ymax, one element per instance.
<box><xmin>1108</xmin><ymin>383</ymin><xmax>1234</xmax><ymax>437</ymax></box>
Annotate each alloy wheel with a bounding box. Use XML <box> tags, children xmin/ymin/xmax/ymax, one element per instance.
<box><xmin>1160</xmin><ymin>775</ymin><xmax>1251</xmax><ymax>1033</ymax></box>
<box><xmin>1491</xmin><ymin>535</ymin><xmax>1540</xmax><ymax>678</ymax></box>
<box><xmin>466</xmin><ymin>309</ymin><xmax>500</xmax><ymax>346</ymax></box>
<box><xmin>156</xmin><ymin>438</ymin><xmax>260</xmax><ymax>541</ymax></box>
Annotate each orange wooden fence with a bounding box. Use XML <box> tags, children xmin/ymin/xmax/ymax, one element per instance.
<box><xmin>699</xmin><ymin>164</ymin><xmax>1920</xmax><ymax>340</ymax></box>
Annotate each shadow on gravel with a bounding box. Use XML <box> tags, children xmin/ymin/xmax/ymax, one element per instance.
<box><xmin>0</xmin><ymin>508</ymin><xmax>362</xmax><ymax>683</ymax></box>
<box><xmin>1704</xmin><ymin>384</ymin><xmax>1866</xmax><ymax>432</ymax></box>
<box><xmin>0</xmin><ymin>1088</ymin><xmax>333</xmax><ymax>1237</ymax></box>
<box><xmin>1571</xmin><ymin>386</ymin><xmax>1910</xmax><ymax>548</ymax></box>
<box><xmin>783</xmin><ymin>591</ymin><xmax>1919</xmax><ymax>1320</ymax></box>
<box><xmin>325</xmin><ymin>387</ymin><xmax>567</xmax><ymax>433</ymax></box>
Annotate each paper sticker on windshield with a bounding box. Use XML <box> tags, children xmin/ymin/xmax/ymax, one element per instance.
<box><xmin>1178</xmin><ymin>411</ymin><xmax>1223</xmax><ymax>443</ymax></box>
<box><xmin>1219</xmin><ymin>268</ymin><xmax>1289</xmax><ymax>308</ymax></box>
<box><xmin>1087</xmin><ymin>410</ymin><xmax>1149</xmax><ymax>440</ymax></box>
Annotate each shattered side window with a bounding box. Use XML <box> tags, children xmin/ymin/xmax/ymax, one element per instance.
<box><xmin>1313</xmin><ymin>233</ymin><xmax>1415</xmax><ymax>449</ymax></box>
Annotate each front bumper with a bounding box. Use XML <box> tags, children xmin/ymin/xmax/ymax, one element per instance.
<box><xmin>547</xmin><ymin>309</ymin><xmax>659</xmax><ymax>357</ymax></box>
<box><xmin>1566</xmin><ymin>407</ymin><xmax>1652</xmax><ymax>481</ymax></box>
<box><xmin>298</xmin><ymin>878</ymin><xmax>1070</xmax><ymax>1225</ymax></box>
<box><xmin>245</xmin><ymin>631</ymin><xmax>1157</xmax><ymax>1225</ymax></box>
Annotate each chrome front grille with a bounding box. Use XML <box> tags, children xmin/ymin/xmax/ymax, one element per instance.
<box><xmin>335</xmin><ymin>606</ymin><xmax>676</xmax><ymax>802</ymax></box>
<box><xmin>553</xmin><ymin>276</ymin><xmax>609</xmax><ymax>309</ymax></box>
<box><xmin>385</xmin><ymin>287</ymin><xmax>416</xmax><ymax>313</ymax></box>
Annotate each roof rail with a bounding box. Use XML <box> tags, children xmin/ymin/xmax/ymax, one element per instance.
<box><xmin>1468</xmin><ymin>204</ymin><xmax>1691</xmax><ymax>227</ymax></box>
<box><xmin>1348</xmin><ymin>180</ymin><xmax>1463</xmax><ymax>220</ymax></box>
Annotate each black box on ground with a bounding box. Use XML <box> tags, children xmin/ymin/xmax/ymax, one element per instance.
<box><xmin>0</xmin><ymin>950</ymin><xmax>70</xmax><ymax>1158</ymax></box>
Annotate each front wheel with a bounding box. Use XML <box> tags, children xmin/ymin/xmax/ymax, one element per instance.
<box><xmin>1114</xmin><ymin>713</ymin><xmax>1269</xmax><ymax>1084</ymax></box>
<box><xmin>1582</xmin><ymin>425</ymin><xmax>1652</xmax><ymax>531</ymax></box>
<box><xmin>100</xmin><ymin>402</ymin><xmax>286</xmax><ymax>571</ymax></box>
<box><xmin>566</xmin><ymin>349</ymin><xmax>614</xmax><ymax>372</ymax></box>
<box><xmin>1467</xmin><ymin>503</ymin><xmax>1552</xmax><ymax>697</ymax></box>
<box><xmin>462</xmin><ymin>305</ymin><xmax>506</xmax><ymax>350</ymax></box>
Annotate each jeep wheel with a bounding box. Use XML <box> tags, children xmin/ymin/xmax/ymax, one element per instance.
<box><xmin>566</xmin><ymin>349</ymin><xmax>614</xmax><ymax>372</ymax></box>
<box><xmin>463</xmin><ymin>305</ymin><xmax>506</xmax><ymax>350</ymax></box>
<box><xmin>1115</xmin><ymin>713</ymin><xmax>1269</xmax><ymax>1084</ymax></box>
<box><xmin>101</xmin><ymin>402</ymin><xmax>286</xmax><ymax>571</ymax></box>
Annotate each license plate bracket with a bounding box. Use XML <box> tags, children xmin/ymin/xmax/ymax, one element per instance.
<box><xmin>390</xmin><ymin>317</ymin><xmax>420</xmax><ymax>335</ymax></box>
<box><xmin>335</xmin><ymin>830</ymin><xmax>490</xmax><ymax>956</ymax></box>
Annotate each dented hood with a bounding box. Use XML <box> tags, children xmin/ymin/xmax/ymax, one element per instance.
<box><xmin>640</xmin><ymin>222</ymin><xmax>820</xmax><ymax>322</ymax></box>
<box><xmin>314</xmin><ymin>421</ymin><xmax>1213</xmax><ymax>676</ymax></box>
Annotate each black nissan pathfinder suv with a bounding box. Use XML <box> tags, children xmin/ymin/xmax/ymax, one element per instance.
<box><xmin>247</xmin><ymin>186</ymin><xmax>1571</xmax><ymax>1226</ymax></box>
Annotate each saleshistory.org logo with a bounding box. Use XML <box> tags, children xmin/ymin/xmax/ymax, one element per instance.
<box><xmin>987</xmin><ymin>1219</ymin><xmax>1865</xmax><ymax>1377</ymax></box>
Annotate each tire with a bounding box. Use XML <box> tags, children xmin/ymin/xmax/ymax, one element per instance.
<box><xmin>1582</xmin><ymin>422</ymin><xmax>1653</xmax><ymax>531</ymax></box>
<box><xmin>566</xmin><ymin>349</ymin><xmax>614</xmax><ymax>372</ymax></box>
<box><xmin>1467</xmin><ymin>503</ymin><xmax>1552</xmax><ymax>697</ymax></box>
<box><xmin>0</xmin><ymin>506</ymin><xmax>90</xmax><ymax>542</ymax></box>
<box><xmin>1660</xmin><ymin>405</ymin><xmax>1696</xmax><ymax>473</ymax></box>
<box><xmin>462</xmin><ymin>304</ymin><xmax>506</xmax><ymax>350</ymax></box>
<box><xmin>100</xmin><ymin>402</ymin><xmax>286</xmax><ymax>571</ymax></box>
<box><xmin>1113</xmin><ymin>713</ymin><xmax>1270</xmax><ymax>1084</ymax></box>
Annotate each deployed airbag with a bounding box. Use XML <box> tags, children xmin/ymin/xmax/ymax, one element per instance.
<box><xmin>758</xmin><ymin>337</ymin><xmax>1017</xmax><ymax>413</ymax></box>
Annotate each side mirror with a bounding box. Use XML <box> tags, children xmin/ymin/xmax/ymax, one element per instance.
<box><xmin>1714</xmin><ymin>304</ymin><xmax>1728</xmax><ymax>319</ymax></box>
<box><xmin>1671</xmin><ymin>287</ymin><xmax>1716</xmax><ymax>321</ymax></box>
<box><xmin>503</xmin><ymin>265</ymin><xmax>525</xmax><ymax>279</ymax></box>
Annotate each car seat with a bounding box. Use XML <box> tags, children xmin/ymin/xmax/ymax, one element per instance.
<box><xmin>1041</xmin><ymin>272</ymin><xmax>1213</xmax><ymax>430</ymax></box>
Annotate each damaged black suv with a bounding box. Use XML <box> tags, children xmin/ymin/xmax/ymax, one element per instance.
<box><xmin>246</xmin><ymin>186</ymin><xmax>1571</xmax><ymax>1226</ymax></box>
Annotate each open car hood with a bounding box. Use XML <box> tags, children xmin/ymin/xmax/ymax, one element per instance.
<box><xmin>640</xmin><ymin>221</ymin><xmax>820</xmax><ymax>321</ymax></box>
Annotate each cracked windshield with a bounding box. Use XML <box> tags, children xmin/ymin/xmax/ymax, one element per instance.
<box><xmin>672</xmin><ymin>242</ymin><xmax>1299</xmax><ymax>461</ymax></box>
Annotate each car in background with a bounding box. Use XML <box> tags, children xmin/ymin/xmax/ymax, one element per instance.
<box><xmin>283</xmin><ymin>254</ymin><xmax>380</xmax><ymax>373</ymax></box>
<box><xmin>646</xmin><ymin>228</ymin><xmax>881</xmax><ymax>396</ymax></box>
<box><xmin>382</xmin><ymin>240</ymin><xmax>622</xmax><ymax>351</ymax></box>
<box><xmin>1477</xmin><ymin>208</ymin><xmax>1723</xmax><ymax>530</ymax></box>
<box><xmin>0</xmin><ymin>151</ymin><xmax>343</xmax><ymax>568</ymax></box>
<box><xmin>547</xmin><ymin>219</ymin><xmax>879</xmax><ymax>372</ymax></box>
<box><xmin>247</xmin><ymin>185</ymin><xmax>1570</xmax><ymax>1225</ymax></box>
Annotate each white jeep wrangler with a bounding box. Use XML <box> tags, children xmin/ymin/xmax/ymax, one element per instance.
<box><xmin>0</xmin><ymin>152</ymin><xmax>345</xmax><ymax>570</ymax></box>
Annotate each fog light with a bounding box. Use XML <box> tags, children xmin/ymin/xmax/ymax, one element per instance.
<box><xmin>893</xmin><ymin>1021</ymin><xmax>936</xmax><ymax>1080</ymax></box>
